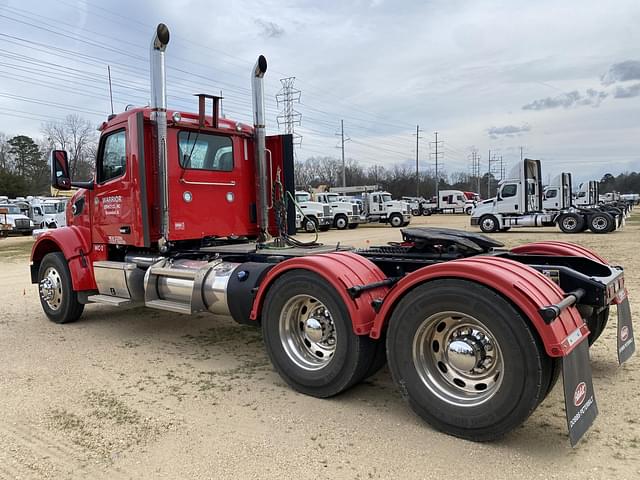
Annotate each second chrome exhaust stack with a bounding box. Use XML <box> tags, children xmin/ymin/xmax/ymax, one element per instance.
<box><xmin>150</xmin><ymin>23</ymin><xmax>170</xmax><ymax>250</ymax></box>
<box><xmin>251</xmin><ymin>55</ymin><xmax>270</xmax><ymax>243</ymax></box>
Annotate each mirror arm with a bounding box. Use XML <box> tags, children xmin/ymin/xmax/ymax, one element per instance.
<box><xmin>71</xmin><ymin>180</ymin><xmax>95</xmax><ymax>190</ymax></box>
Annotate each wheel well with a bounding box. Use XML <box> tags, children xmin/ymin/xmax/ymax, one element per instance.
<box><xmin>30</xmin><ymin>239</ymin><xmax>62</xmax><ymax>283</ymax></box>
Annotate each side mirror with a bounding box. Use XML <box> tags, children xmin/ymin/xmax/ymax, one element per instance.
<box><xmin>51</xmin><ymin>150</ymin><xmax>71</xmax><ymax>190</ymax></box>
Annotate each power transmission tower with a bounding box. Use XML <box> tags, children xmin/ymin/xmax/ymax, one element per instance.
<box><xmin>487</xmin><ymin>151</ymin><xmax>500</xmax><ymax>196</ymax></box>
<box><xmin>468</xmin><ymin>148</ymin><xmax>481</xmax><ymax>193</ymax></box>
<box><xmin>430</xmin><ymin>132</ymin><xmax>444</xmax><ymax>207</ymax></box>
<box><xmin>335</xmin><ymin>120</ymin><xmax>351</xmax><ymax>187</ymax></box>
<box><xmin>499</xmin><ymin>155</ymin><xmax>505</xmax><ymax>180</ymax></box>
<box><xmin>413</xmin><ymin>125</ymin><xmax>423</xmax><ymax>197</ymax></box>
<box><xmin>276</xmin><ymin>77</ymin><xmax>302</xmax><ymax>147</ymax></box>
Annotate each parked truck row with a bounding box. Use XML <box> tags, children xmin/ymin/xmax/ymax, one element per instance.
<box><xmin>0</xmin><ymin>195</ymin><xmax>68</xmax><ymax>235</ymax></box>
<box><xmin>470</xmin><ymin>159</ymin><xmax>632</xmax><ymax>234</ymax></box>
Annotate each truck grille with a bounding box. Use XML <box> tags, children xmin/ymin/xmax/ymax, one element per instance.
<box><xmin>323</xmin><ymin>205</ymin><xmax>331</xmax><ymax>216</ymax></box>
<box><xmin>15</xmin><ymin>219</ymin><xmax>29</xmax><ymax>229</ymax></box>
<box><xmin>352</xmin><ymin>204</ymin><xmax>359</xmax><ymax>215</ymax></box>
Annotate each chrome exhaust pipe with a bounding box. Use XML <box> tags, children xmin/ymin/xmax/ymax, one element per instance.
<box><xmin>150</xmin><ymin>23</ymin><xmax>170</xmax><ymax>250</ymax></box>
<box><xmin>251</xmin><ymin>55</ymin><xmax>270</xmax><ymax>242</ymax></box>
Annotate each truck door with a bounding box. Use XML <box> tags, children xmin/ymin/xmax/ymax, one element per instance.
<box><xmin>370</xmin><ymin>194</ymin><xmax>382</xmax><ymax>214</ymax></box>
<box><xmin>496</xmin><ymin>183</ymin><xmax>519</xmax><ymax>213</ymax></box>
<box><xmin>91</xmin><ymin>125</ymin><xmax>135</xmax><ymax>245</ymax></box>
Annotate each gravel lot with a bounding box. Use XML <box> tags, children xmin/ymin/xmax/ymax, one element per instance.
<box><xmin>0</xmin><ymin>214</ymin><xmax>639</xmax><ymax>479</ymax></box>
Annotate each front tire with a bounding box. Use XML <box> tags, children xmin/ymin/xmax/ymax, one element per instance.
<box><xmin>479</xmin><ymin>215</ymin><xmax>499</xmax><ymax>233</ymax></box>
<box><xmin>389</xmin><ymin>213</ymin><xmax>403</xmax><ymax>228</ymax></box>
<box><xmin>261</xmin><ymin>270</ymin><xmax>375</xmax><ymax>398</ymax></box>
<box><xmin>38</xmin><ymin>252</ymin><xmax>84</xmax><ymax>324</ymax></box>
<box><xmin>302</xmin><ymin>216</ymin><xmax>319</xmax><ymax>233</ymax></box>
<box><xmin>386</xmin><ymin>279</ymin><xmax>551</xmax><ymax>441</ymax></box>
<box><xmin>334</xmin><ymin>214</ymin><xmax>348</xmax><ymax>230</ymax></box>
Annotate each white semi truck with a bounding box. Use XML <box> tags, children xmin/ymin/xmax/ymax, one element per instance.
<box><xmin>293</xmin><ymin>191</ymin><xmax>333</xmax><ymax>232</ymax></box>
<box><xmin>423</xmin><ymin>190</ymin><xmax>476</xmax><ymax>214</ymax></box>
<box><xmin>470</xmin><ymin>160</ymin><xmax>620</xmax><ymax>234</ymax></box>
<box><xmin>313</xmin><ymin>192</ymin><xmax>361</xmax><ymax>229</ymax></box>
<box><xmin>329</xmin><ymin>186</ymin><xmax>411</xmax><ymax>227</ymax></box>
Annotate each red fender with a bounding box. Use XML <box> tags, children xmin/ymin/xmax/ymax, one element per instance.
<box><xmin>250</xmin><ymin>251</ymin><xmax>388</xmax><ymax>335</ymax></box>
<box><xmin>30</xmin><ymin>226</ymin><xmax>102</xmax><ymax>291</ymax></box>
<box><xmin>510</xmin><ymin>241</ymin><xmax>607</xmax><ymax>264</ymax></box>
<box><xmin>370</xmin><ymin>256</ymin><xmax>587</xmax><ymax>357</ymax></box>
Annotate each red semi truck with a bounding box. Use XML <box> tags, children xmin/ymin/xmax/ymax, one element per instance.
<box><xmin>32</xmin><ymin>24</ymin><xmax>634</xmax><ymax>445</ymax></box>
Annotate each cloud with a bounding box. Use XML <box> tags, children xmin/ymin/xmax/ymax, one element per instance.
<box><xmin>601</xmin><ymin>60</ymin><xmax>640</xmax><ymax>85</ymax></box>
<box><xmin>487</xmin><ymin>124</ymin><xmax>531</xmax><ymax>139</ymax></box>
<box><xmin>613</xmin><ymin>82</ymin><xmax>640</xmax><ymax>99</ymax></box>
<box><xmin>522</xmin><ymin>89</ymin><xmax>607</xmax><ymax>111</ymax></box>
<box><xmin>254</xmin><ymin>19</ymin><xmax>285</xmax><ymax>38</ymax></box>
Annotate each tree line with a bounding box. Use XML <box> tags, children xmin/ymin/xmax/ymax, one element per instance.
<box><xmin>295</xmin><ymin>156</ymin><xmax>640</xmax><ymax>199</ymax></box>
<box><xmin>0</xmin><ymin>114</ymin><xmax>96</xmax><ymax>198</ymax></box>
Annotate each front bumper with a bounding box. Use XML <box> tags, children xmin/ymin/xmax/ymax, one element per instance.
<box><xmin>348</xmin><ymin>215</ymin><xmax>362</xmax><ymax>224</ymax></box>
<box><xmin>318</xmin><ymin>217</ymin><xmax>332</xmax><ymax>226</ymax></box>
<box><xmin>470</xmin><ymin>217</ymin><xmax>480</xmax><ymax>226</ymax></box>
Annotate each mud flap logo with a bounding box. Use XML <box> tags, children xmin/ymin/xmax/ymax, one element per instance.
<box><xmin>573</xmin><ymin>382</ymin><xmax>587</xmax><ymax>407</ymax></box>
<box><xmin>617</xmin><ymin>296</ymin><xmax>635</xmax><ymax>365</ymax></box>
<box><xmin>563</xmin><ymin>339</ymin><xmax>598</xmax><ymax>447</ymax></box>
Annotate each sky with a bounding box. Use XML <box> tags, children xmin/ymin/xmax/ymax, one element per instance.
<box><xmin>0</xmin><ymin>0</ymin><xmax>639</xmax><ymax>184</ymax></box>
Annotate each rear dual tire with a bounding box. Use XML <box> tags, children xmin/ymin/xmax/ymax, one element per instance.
<box><xmin>589</xmin><ymin>212</ymin><xmax>615</xmax><ymax>233</ymax></box>
<box><xmin>557</xmin><ymin>213</ymin><xmax>585</xmax><ymax>234</ymax></box>
<box><xmin>261</xmin><ymin>270</ymin><xmax>376</xmax><ymax>397</ymax></box>
<box><xmin>386</xmin><ymin>279</ymin><xmax>552</xmax><ymax>441</ymax></box>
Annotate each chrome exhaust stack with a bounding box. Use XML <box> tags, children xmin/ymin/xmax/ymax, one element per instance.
<box><xmin>251</xmin><ymin>55</ymin><xmax>270</xmax><ymax>243</ymax></box>
<box><xmin>150</xmin><ymin>23</ymin><xmax>170</xmax><ymax>251</ymax></box>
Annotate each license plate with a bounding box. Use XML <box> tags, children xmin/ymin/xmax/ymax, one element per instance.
<box><xmin>617</xmin><ymin>297</ymin><xmax>635</xmax><ymax>364</ymax></box>
<box><xmin>563</xmin><ymin>340</ymin><xmax>598</xmax><ymax>447</ymax></box>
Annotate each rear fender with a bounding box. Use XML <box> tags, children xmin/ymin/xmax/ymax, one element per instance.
<box><xmin>250</xmin><ymin>251</ymin><xmax>388</xmax><ymax>335</ymax></box>
<box><xmin>370</xmin><ymin>256</ymin><xmax>587</xmax><ymax>357</ymax></box>
<box><xmin>30</xmin><ymin>226</ymin><xmax>99</xmax><ymax>291</ymax></box>
<box><xmin>510</xmin><ymin>241</ymin><xmax>607</xmax><ymax>264</ymax></box>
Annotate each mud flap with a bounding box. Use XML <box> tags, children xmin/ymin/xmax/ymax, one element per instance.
<box><xmin>563</xmin><ymin>339</ymin><xmax>598</xmax><ymax>447</ymax></box>
<box><xmin>617</xmin><ymin>295</ymin><xmax>635</xmax><ymax>364</ymax></box>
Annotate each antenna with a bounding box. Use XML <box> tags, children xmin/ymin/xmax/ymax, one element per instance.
<box><xmin>107</xmin><ymin>65</ymin><xmax>114</xmax><ymax>115</ymax></box>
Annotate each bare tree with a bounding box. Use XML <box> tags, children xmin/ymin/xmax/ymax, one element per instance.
<box><xmin>42</xmin><ymin>114</ymin><xmax>98</xmax><ymax>180</ymax></box>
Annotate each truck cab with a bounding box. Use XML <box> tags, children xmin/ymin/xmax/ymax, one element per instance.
<box><xmin>0</xmin><ymin>203</ymin><xmax>34</xmax><ymax>235</ymax></box>
<box><xmin>313</xmin><ymin>192</ymin><xmax>360</xmax><ymax>230</ymax></box>
<box><xmin>361</xmin><ymin>191</ymin><xmax>411</xmax><ymax>227</ymax></box>
<box><xmin>543</xmin><ymin>173</ymin><xmax>572</xmax><ymax>211</ymax></box>
<box><xmin>294</xmin><ymin>191</ymin><xmax>333</xmax><ymax>232</ymax></box>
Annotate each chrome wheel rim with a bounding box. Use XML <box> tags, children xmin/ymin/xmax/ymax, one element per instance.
<box><xmin>481</xmin><ymin>217</ymin><xmax>495</xmax><ymax>231</ymax></box>
<box><xmin>279</xmin><ymin>294</ymin><xmax>337</xmax><ymax>371</ymax></box>
<box><xmin>336</xmin><ymin>217</ymin><xmax>347</xmax><ymax>229</ymax></box>
<box><xmin>40</xmin><ymin>266</ymin><xmax>63</xmax><ymax>311</ymax></box>
<box><xmin>391</xmin><ymin>216</ymin><xmax>402</xmax><ymax>227</ymax></box>
<box><xmin>592</xmin><ymin>216</ymin><xmax>608</xmax><ymax>231</ymax></box>
<box><xmin>412</xmin><ymin>311</ymin><xmax>504</xmax><ymax>407</ymax></box>
<box><xmin>562</xmin><ymin>216</ymin><xmax>577</xmax><ymax>230</ymax></box>
<box><xmin>304</xmin><ymin>220</ymin><xmax>316</xmax><ymax>232</ymax></box>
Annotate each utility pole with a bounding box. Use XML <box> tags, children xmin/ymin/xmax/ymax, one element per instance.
<box><xmin>499</xmin><ymin>155</ymin><xmax>504</xmax><ymax>180</ymax></box>
<box><xmin>487</xmin><ymin>149</ymin><xmax>493</xmax><ymax>197</ymax></box>
<box><xmin>413</xmin><ymin>125</ymin><xmax>422</xmax><ymax>197</ymax></box>
<box><xmin>520</xmin><ymin>146</ymin><xmax>524</xmax><ymax>161</ymax></box>
<box><xmin>335</xmin><ymin>120</ymin><xmax>351</xmax><ymax>187</ymax></box>
<box><xmin>430</xmin><ymin>132</ymin><xmax>444</xmax><ymax>207</ymax></box>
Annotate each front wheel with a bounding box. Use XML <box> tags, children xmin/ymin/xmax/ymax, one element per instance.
<box><xmin>465</xmin><ymin>207</ymin><xmax>473</xmax><ymax>215</ymax></box>
<box><xmin>479</xmin><ymin>215</ymin><xmax>499</xmax><ymax>233</ymax></box>
<box><xmin>38</xmin><ymin>252</ymin><xmax>84</xmax><ymax>324</ymax></box>
<box><xmin>334</xmin><ymin>214</ymin><xmax>348</xmax><ymax>230</ymax></box>
<box><xmin>302</xmin><ymin>216</ymin><xmax>319</xmax><ymax>233</ymax></box>
<box><xmin>412</xmin><ymin>208</ymin><xmax>421</xmax><ymax>216</ymax></box>
<box><xmin>389</xmin><ymin>213</ymin><xmax>403</xmax><ymax>228</ymax></box>
<box><xmin>261</xmin><ymin>270</ymin><xmax>375</xmax><ymax>398</ymax></box>
<box><xmin>386</xmin><ymin>279</ymin><xmax>552</xmax><ymax>441</ymax></box>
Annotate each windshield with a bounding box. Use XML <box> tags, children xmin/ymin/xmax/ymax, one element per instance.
<box><xmin>0</xmin><ymin>205</ymin><xmax>20</xmax><ymax>214</ymax></box>
<box><xmin>296</xmin><ymin>193</ymin><xmax>310</xmax><ymax>203</ymax></box>
<box><xmin>326</xmin><ymin>194</ymin><xmax>339</xmax><ymax>203</ymax></box>
<box><xmin>382</xmin><ymin>194</ymin><xmax>392</xmax><ymax>202</ymax></box>
<box><xmin>44</xmin><ymin>205</ymin><xmax>57</xmax><ymax>214</ymax></box>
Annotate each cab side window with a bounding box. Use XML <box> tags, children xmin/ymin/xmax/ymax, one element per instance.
<box><xmin>546</xmin><ymin>189</ymin><xmax>558</xmax><ymax>199</ymax></box>
<box><xmin>98</xmin><ymin>130</ymin><xmax>127</xmax><ymax>183</ymax></box>
<box><xmin>502</xmin><ymin>184</ymin><xmax>517</xmax><ymax>198</ymax></box>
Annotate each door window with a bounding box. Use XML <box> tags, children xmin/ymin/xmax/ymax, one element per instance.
<box><xmin>545</xmin><ymin>189</ymin><xmax>558</xmax><ymax>199</ymax></box>
<box><xmin>178</xmin><ymin>131</ymin><xmax>233</xmax><ymax>171</ymax></box>
<box><xmin>98</xmin><ymin>130</ymin><xmax>127</xmax><ymax>183</ymax></box>
<box><xmin>501</xmin><ymin>184</ymin><xmax>517</xmax><ymax>198</ymax></box>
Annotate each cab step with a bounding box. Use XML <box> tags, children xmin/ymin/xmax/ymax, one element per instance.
<box><xmin>145</xmin><ymin>299</ymin><xmax>193</xmax><ymax>315</ymax></box>
<box><xmin>86</xmin><ymin>294</ymin><xmax>135</xmax><ymax>307</ymax></box>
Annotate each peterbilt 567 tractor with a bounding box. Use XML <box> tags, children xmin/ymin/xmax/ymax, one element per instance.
<box><xmin>31</xmin><ymin>23</ymin><xmax>634</xmax><ymax>446</ymax></box>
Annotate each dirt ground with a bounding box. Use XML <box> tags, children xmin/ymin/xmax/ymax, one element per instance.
<box><xmin>1</xmin><ymin>214</ymin><xmax>639</xmax><ymax>480</ymax></box>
